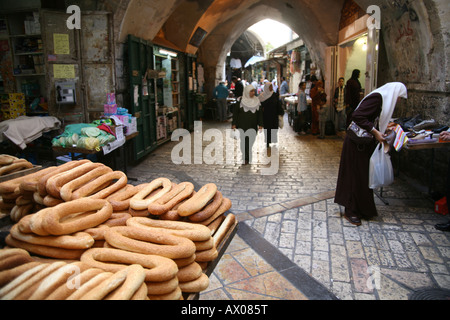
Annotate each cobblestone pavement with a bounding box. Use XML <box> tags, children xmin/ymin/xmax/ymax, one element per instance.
<box><xmin>127</xmin><ymin>115</ymin><xmax>450</xmax><ymax>300</ymax></box>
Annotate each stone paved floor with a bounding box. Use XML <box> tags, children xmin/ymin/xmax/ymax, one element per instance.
<box><xmin>127</xmin><ymin>114</ymin><xmax>450</xmax><ymax>300</ymax></box>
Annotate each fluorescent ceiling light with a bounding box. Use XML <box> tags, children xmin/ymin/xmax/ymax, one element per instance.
<box><xmin>160</xmin><ymin>49</ymin><xmax>177</xmax><ymax>57</ymax></box>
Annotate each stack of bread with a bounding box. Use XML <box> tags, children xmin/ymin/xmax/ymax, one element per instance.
<box><xmin>0</xmin><ymin>249</ymin><xmax>148</xmax><ymax>300</ymax></box>
<box><xmin>0</xmin><ymin>155</ymin><xmax>33</xmax><ymax>177</ymax></box>
<box><xmin>0</xmin><ymin>159</ymin><xmax>236</xmax><ymax>300</ymax></box>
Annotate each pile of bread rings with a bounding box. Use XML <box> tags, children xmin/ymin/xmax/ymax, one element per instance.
<box><xmin>0</xmin><ymin>155</ymin><xmax>33</xmax><ymax>177</ymax></box>
<box><xmin>0</xmin><ymin>159</ymin><xmax>236</xmax><ymax>300</ymax></box>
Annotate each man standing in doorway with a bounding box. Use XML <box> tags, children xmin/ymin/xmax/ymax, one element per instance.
<box><xmin>334</xmin><ymin>77</ymin><xmax>347</xmax><ymax>131</ymax></box>
<box><xmin>213</xmin><ymin>81</ymin><xmax>230</xmax><ymax>122</ymax></box>
<box><xmin>232</xmin><ymin>76</ymin><xmax>244</xmax><ymax>98</ymax></box>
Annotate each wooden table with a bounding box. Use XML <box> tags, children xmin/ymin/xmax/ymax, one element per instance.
<box><xmin>403</xmin><ymin>141</ymin><xmax>450</xmax><ymax>195</ymax></box>
<box><xmin>52</xmin><ymin>132</ymin><xmax>139</xmax><ymax>175</ymax></box>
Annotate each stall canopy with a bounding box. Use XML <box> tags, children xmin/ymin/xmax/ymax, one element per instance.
<box><xmin>244</xmin><ymin>55</ymin><xmax>265</xmax><ymax>68</ymax></box>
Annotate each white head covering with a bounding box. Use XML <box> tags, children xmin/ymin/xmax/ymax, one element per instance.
<box><xmin>356</xmin><ymin>82</ymin><xmax>407</xmax><ymax>133</ymax></box>
<box><xmin>239</xmin><ymin>84</ymin><xmax>261</xmax><ymax>113</ymax></box>
<box><xmin>258</xmin><ymin>82</ymin><xmax>274</xmax><ymax>102</ymax></box>
<box><xmin>272</xmin><ymin>79</ymin><xmax>278</xmax><ymax>93</ymax></box>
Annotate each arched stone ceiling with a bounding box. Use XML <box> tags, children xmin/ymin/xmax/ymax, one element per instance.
<box><xmin>118</xmin><ymin>0</ymin><xmax>345</xmax><ymax>71</ymax></box>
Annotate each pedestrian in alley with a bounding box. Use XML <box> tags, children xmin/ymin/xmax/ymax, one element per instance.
<box><xmin>213</xmin><ymin>81</ymin><xmax>230</xmax><ymax>122</ymax></box>
<box><xmin>232</xmin><ymin>85</ymin><xmax>263</xmax><ymax>164</ymax></box>
<box><xmin>279</xmin><ymin>77</ymin><xmax>289</xmax><ymax>95</ymax></box>
<box><xmin>334</xmin><ymin>82</ymin><xmax>407</xmax><ymax>226</ymax></box>
<box><xmin>310</xmin><ymin>79</ymin><xmax>325</xmax><ymax>135</ymax></box>
<box><xmin>296</xmin><ymin>81</ymin><xmax>308</xmax><ymax>135</ymax></box>
<box><xmin>232</xmin><ymin>76</ymin><xmax>244</xmax><ymax>98</ymax></box>
<box><xmin>259</xmin><ymin>81</ymin><xmax>284</xmax><ymax>148</ymax></box>
<box><xmin>334</xmin><ymin>77</ymin><xmax>347</xmax><ymax>131</ymax></box>
<box><xmin>317</xmin><ymin>90</ymin><xmax>328</xmax><ymax>139</ymax></box>
<box><xmin>345</xmin><ymin>69</ymin><xmax>362</xmax><ymax>127</ymax></box>
<box><xmin>435</xmin><ymin>130</ymin><xmax>450</xmax><ymax>232</ymax></box>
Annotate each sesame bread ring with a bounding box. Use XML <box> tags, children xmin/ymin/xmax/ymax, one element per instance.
<box><xmin>41</xmin><ymin>199</ymin><xmax>112</xmax><ymax>236</ymax></box>
<box><xmin>45</xmin><ymin>162</ymin><xmax>104</xmax><ymax>198</ymax></box>
<box><xmin>106</xmin><ymin>184</ymin><xmax>142</xmax><ymax>211</ymax></box>
<box><xmin>28</xmin><ymin>262</ymin><xmax>88</xmax><ymax>300</ymax></box>
<box><xmin>10</xmin><ymin>224</ymin><xmax>95</xmax><ymax>250</ymax></box>
<box><xmin>178</xmin><ymin>273</ymin><xmax>209</xmax><ymax>293</ymax></box>
<box><xmin>199</xmin><ymin>197</ymin><xmax>232</xmax><ymax>226</ymax></box>
<box><xmin>129</xmin><ymin>177</ymin><xmax>172</xmax><ymax>211</ymax></box>
<box><xmin>80</xmin><ymin>264</ymin><xmax>146</xmax><ymax>300</ymax></box>
<box><xmin>59</xmin><ymin>165</ymin><xmax>113</xmax><ymax>201</ymax></box>
<box><xmin>101</xmin><ymin>211</ymin><xmax>131</xmax><ymax>227</ymax></box>
<box><xmin>45</xmin><ymin>267</ymin><xmax>104</xmax><ymax>300</ymax></box>
<box><xmin>146</xmin><ymin>277</ymin><xmax>179</xmax><ymax>295</ymax></box>
<box><xmin>72</xmin><ymin>171</ymin><xmax>127</xmax><ymax>200</ymax></box>
<box><xmin>65</xmin><ymin>271</ymin><xmax>114</xmax><ymax>300</ymax></box>
<box><xmin>130</xmin><ymin>282</ymin><xmax>148</xmax><ymax>300</ymax></box>
<box><xmin>80</xmin><ymin>247</ymin><xmax>178</xmax><ymax>282</ymax></box>
<box><xmin>177</xmin><ymin>262</ymin><xmax>203</xmax><ymax>282</ymax></box>
<box><xmin>19</xmin><ymin>166</ymin><xmax>57</xmax><ymax>193</ymax></box>
<box><xmin>187</xmin><ymin>191</ymin><xmax>223</xmax><ymax>222</ymax></box>
<box><xmin>0</xmin><ymin>261</ymin><xmax>66</xmax><ymax>300</ymax></box>
<box><xmin>37</xmin><ymin>160</ymin><xmax>91</xmax><ymax>196</ymax></box>
<box><xmin>194</xmin><ymin>247</ymin><xmax>218</xmax><ymax>262</ymax></box>
<box><xmin>0</xmin><ymin>161</ymin><xmax>33</xmax><ymax>176</ymax></box>
<box><xmin>0</xmin><ymin>154</ymin><xmax>17</xmax><ymax>165</ymax></box>
<box><xmin>0</xmin><ymin>262</ymin><xmax>40</xmax><ymax>289</ymax></box>
<box><xmin>148</xmin><ymin>286</ymin><xmax>182</xmax><ymax>300</ymax></box>
<box><xmin>177</xmin><ymin>183</ymin><xmax>217</xmax><ymax>217</ymax></box>
<box><xmin>104</xmin><ymin>226</ymin><xmax>196</xmax><ymax>259</ymax></box>
<box><xmin>147</xmin><ymin>182</ymin><xmax>194</xmax><ymax>216</ymax></box>
<box><xmin>5</xmin><ymin>235</ymin><xmax>86</xmax><ymax>260</ymax></box>
<box><xmin>126</xmin><ymin>217</ymin><xmax>212</xmax><ymax>242</ymax></box>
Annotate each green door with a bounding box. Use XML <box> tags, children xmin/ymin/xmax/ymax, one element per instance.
<box><xmin>128</xmin><ymin>35</ymin><xmax>157</xmax><ymax>161</ymax></box>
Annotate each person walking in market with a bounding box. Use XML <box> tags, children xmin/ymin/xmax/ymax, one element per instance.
<box><xmin>345</xmin><ymin>69</ymin><xmax>362</xmax><ymax>126</ymax></box>
<box><xmin>259</xmin><ymin>82</ymin><xmax>284</xmax><ymax>148</ymax></box>
<box><xmin>213</xmin><ymin>81</ymin><xmax>230</xmax><ymax>122</ymax></box>
<box><xmin>296</xmin><ymin>81</ymin><xmax>308</xmax><ymax>135</ymax></box>
<box><xmin>310</xmin><ymin>80</ymin><xmax>326</xmax><ymax>135</ymax></box>
<box><xmin>232</xmin><ymin>85</ymin><xmax>263</xmax><ymax>164</ymax></box>
<box><xmin>334</xmin><ymin>82</ymin><xmax>407</xmax><ymax>226</ymax></box>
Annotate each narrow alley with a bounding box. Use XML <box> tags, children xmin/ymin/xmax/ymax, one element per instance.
<box><xmin>126</xmin><ymin>115</ymin><xmax>450</xmax><ymax>300</ymax></box>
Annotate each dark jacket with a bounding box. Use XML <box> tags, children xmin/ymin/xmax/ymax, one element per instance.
<box><xmin>232</xmin><ymin>99</ymin><xmax>263</xmax><ymax>132</ymax></box>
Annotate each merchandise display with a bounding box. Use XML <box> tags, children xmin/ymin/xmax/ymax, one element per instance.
<box><xmin>0</xmin><ymin>160</ymin><xmax>236</xmax><ymax>300</ymax></box>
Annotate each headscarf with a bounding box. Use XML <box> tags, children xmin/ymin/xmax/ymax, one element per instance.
<box><xmin>272</xmin><ymin>79</ymin><xmax>278</xmax><ymax>93</ymax></box>
<box><xmin>239</xmin><ymin>84</ymin><xmax>261</xmax><ymax>113</ymax></box>
<box><xmin>258</xmin><ymin>82</ymin><xmax>274</xmax><ymax>102</ymax></box>
<box><xmin>356</xmin><ymin>82</ymin><xmax>407</xmax><ymax>133</ymax></box>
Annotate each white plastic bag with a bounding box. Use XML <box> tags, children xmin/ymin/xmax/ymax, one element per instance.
<box><xmin>369</xmin><ymin>143</ymin><xmax>394</xmax><ymax>189</ymax></box>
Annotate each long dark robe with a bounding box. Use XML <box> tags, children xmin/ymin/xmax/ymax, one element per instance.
<box><xmin>334</xmin><ymin>92</ymin><xmax>382</xmax><ymax>219</ymax></box>
<box><xmin>345</xmin><ymin>78</ymin><xmax>362</xmax><ymax>126</ymax></box>
<box><xmin>232</xmin><ymin>100</ymin><xmax>263</xmax><ymax>162</ymax></box>
<box><xmin>261</xmin><ymin>92</ymin><xmax>283</xmax><ymax>145</ymax></box>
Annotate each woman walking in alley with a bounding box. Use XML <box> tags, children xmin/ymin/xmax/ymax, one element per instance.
<box><xmin>232</xmin><ymin>84</ymin><xmax>263</xmax><ymax>164</ymax></box>
<box><xmin>345</xmin><ymin>69</ymin><xmax>362</xmax><ymax>126</ymax></box>
<box><xmin>334</xmin><ymin>82</ymin><xmax>407</xmax><ymax>226</ymax></box>
<box><xmin>310</xmin><ymin>80</ymin><xmax>326</xmax><ymax>135</ymax></box>
<box><xmin>259</xmin><ymin>82</ymin><xmax>284</xmax><ymax>148</ymax></box>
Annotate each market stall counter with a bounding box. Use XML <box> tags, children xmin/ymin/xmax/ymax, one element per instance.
<box><xmin>0</xmin><ymin>160</ymin><xmax>237</xmax><ymax>300</ymax></box>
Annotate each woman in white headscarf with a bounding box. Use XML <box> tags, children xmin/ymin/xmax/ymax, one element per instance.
<box><xmin>259</xmin><ymin>82</ymin><xmax>284</xmax><ymax>148</ymax></box>
<box><xmin>232</xmin><ymin>85</ymin><xmax>263</xmax><ymax>164</ymax></box>
<box><xmin>334</xmin><ymin>82</ymin><xmax>407</xmax><ymax>226</ymax></box>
